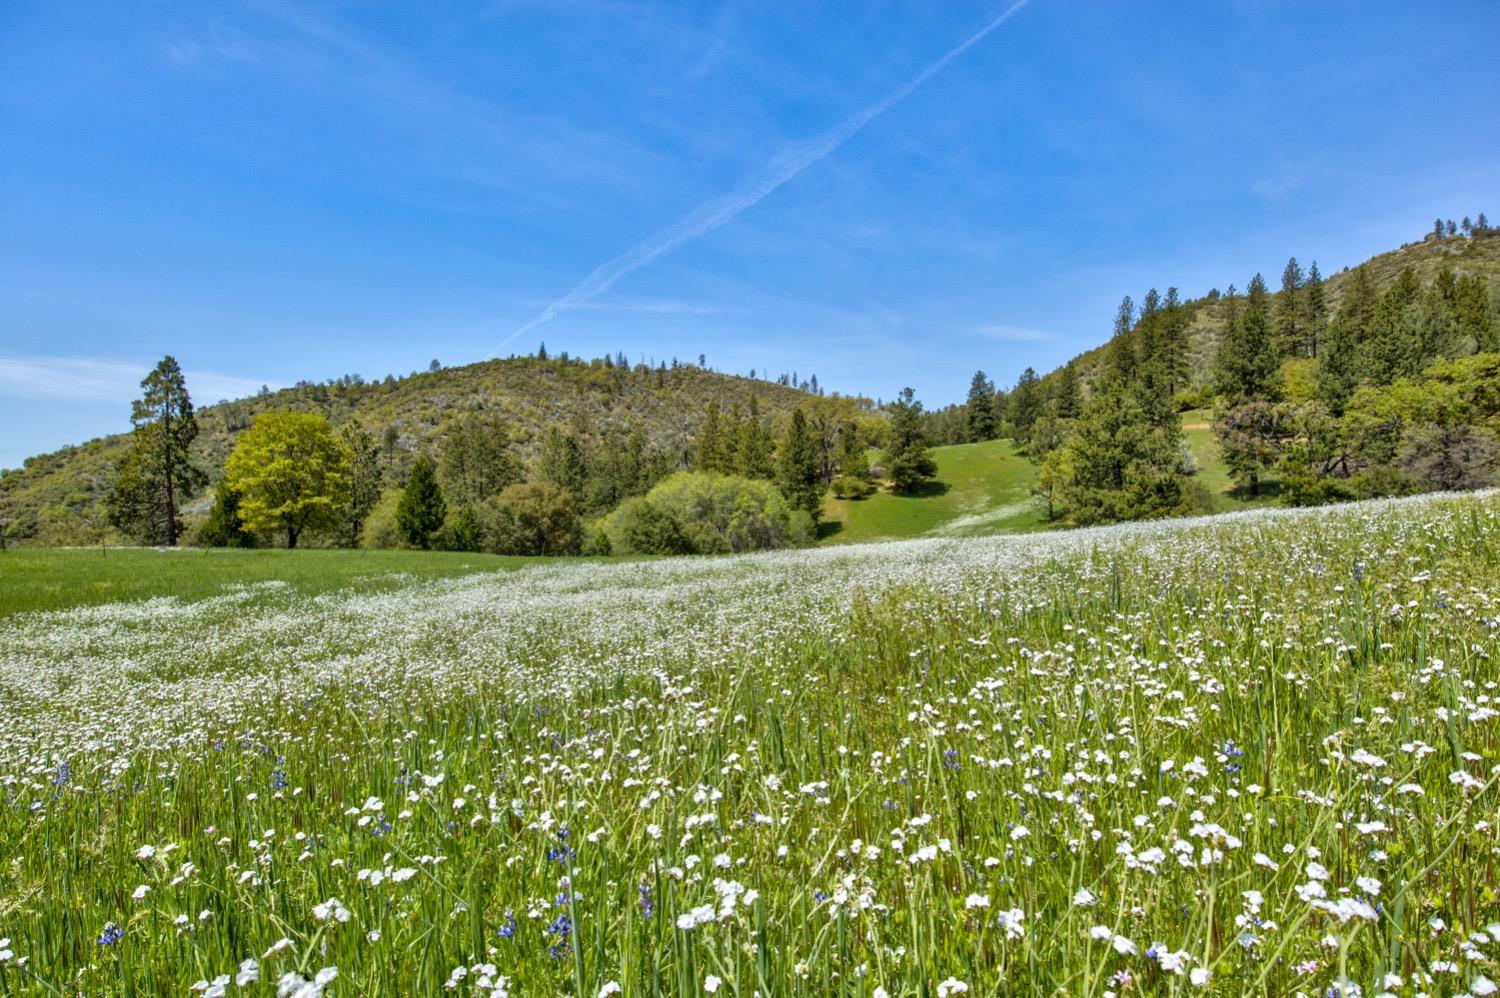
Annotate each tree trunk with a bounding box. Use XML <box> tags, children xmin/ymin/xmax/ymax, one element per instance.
<box><xmin>1249</xmin><ymin>472</ymin><xmax>1259</xmax><ymax>498</ymax></box>
<box><xmin>287</xmin><ymin>527</ymin><xmax>299</xmax><ymax>550</ymax></box>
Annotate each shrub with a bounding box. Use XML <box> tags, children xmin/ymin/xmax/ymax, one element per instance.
<box><xmin>603</xmin><ymin>472</ymin><xmax>812</xmax><ymax>555</ymax></box>
<box><xmin>480</xmin><ymin>482</ymin><xmax>582</xmax><ymax>556</ymax></box>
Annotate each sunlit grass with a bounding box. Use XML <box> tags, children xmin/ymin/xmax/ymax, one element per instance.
<box><xmin>1</xmin><ymin>492</ymin><xmax>1497</xmax><ymax>995</ymax></box>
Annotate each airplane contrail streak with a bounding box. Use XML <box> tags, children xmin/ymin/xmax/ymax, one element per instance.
<box><xmin>494</xmin><ymin>0</ymin><xmax>1032</xmax><ymax>354</ymax></box>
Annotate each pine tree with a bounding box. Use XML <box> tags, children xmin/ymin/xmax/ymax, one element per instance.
<box><xmin>1363</xmin><ymin>266</ymin><xmax>1423</xmax><ymax>383</ymax></box>
<box><xmin>1007</xmin><ymin>368</ymin><xmax>1042</xmax><ymax>446</ymax></box>
<box><xmin>1317</xmin><ymin>265</ymin><xmax>1376</xmax><ymax>413</ymax></box>
<box><xmin>1303</xmin><ymin>262</ymin><xmax>1326</xmax><ymax>358</ymax></box>
<box><xmin>538</xmin><ymin>426</ymin><xmax>587</xmax><ymax>497</ymax></box>
<box><xmin>198</xmin><ymin>479</ymin><xmax>256</xmax><ymax>548</ymax></box>
<box><xmin>1276</xmin><ymin>257</ymin><xmax>1305</xmax><ymax>358</ymax></box>
<box><xmin>341</xmin><ymin>423</ymin><xmax>383</xmax><ymax>547</ymax></box>
<box><xmin>695</xmin><ymin>403</ymin><xmax>725</xmax><ymax>473</ymax></box>
<box><xmin>1052</xmin><ymin>362</ymin><xmax>1082</xmax><ymax>420</ymax></box>
<box><xmin>832</xmin><ymin>421</ymin><xmax>874</xmax><ymax>498</ymax></box>
<box><xmin>107</xmin><ymin>356</ymin><xmax>204</xmax><ymax>546</ymax></box>
<box><xmin>776</xmin><ymin>409</ymin><xmax>822</xmax><ymax>521</ymax></box>
<box><xmin>882</xmin><ymin>388</ymin><xmax>938</xmax><ymax>493</ymax></box>
<box><xmin>965</xmin><ymin>370</ymin><xmax>997</xmax><ymax>441</ymax></box>
<box><xmin>1213</xmin><ymin>274</ymin><xmax>1279</xmax><ymax>402</ymax></box>
<box><xmin>438</xmin><ymin>411</ymin><xmax>521</xmax><ymax>506</ymax></box>
<box><xmin>397</xmin><ymin>456</ymin><xmax>446</xmax><ymax>549</ymax></box>
<box><xmin>734</xmin><ymin>403</ymin><xmax>776</xmax><ymax>480</ymax></box>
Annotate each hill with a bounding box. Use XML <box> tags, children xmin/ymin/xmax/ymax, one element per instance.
<box><xmin>0</xmin><ymin>357</ymin><xmax>852</xmax><ymax>545</ymax></box>
<box><xmin>1065</xmin><ymin>227</ymin><xmax>1500</xmax><ymax>392</ymax></box>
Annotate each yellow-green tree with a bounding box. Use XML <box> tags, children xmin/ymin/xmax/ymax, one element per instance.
<box><xmin>224</xmin><ymin>410</ymin><xmax>350</xmax><ymax>548</ymax></box>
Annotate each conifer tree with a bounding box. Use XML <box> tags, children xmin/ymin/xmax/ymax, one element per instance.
<box><xmin>1276</xmin><ymin>257</ymin><xmax>1305</xmax><ymax>358</ymax></box>
<box><xmin>538</xmin><ymin>426</ymin><xmax>587</xmax><ymax>497</ymax></box>
<box><xmin>1052</xmin><ymin>362</ymin><xmax>1082</xmax><ymax>420</ymax></box>
<box><xmin>1007</xmin><ymin>368</ymin><xmax>1042</xmax><ymax>446</ymax></box>
<box><xmin>1302</xmin><ymin>262</ymin><xmax>1326</xmax><ymax>358</ymax></box>
<box><xmin>734</xmin><ymin>403</ymin><xmax>776</xmax><ymax>480</ymax></box>
<box><xmin>341</xmin><ymin>423</ymin><xmax>383</xmax><ymax>547</ymax></box>
<box><xmin>965</xmin><ymin>370</ymin><xmax>997</xmax><ymax>441</ymax></box>
<box><xmin>695</xmin><ymin>403</ymin><xmax>725</xmax><ymax>473</ymax></box>
<box><xmin>397</xmin><ymin>456</ymin><xmax>446</xmax><ymax>550</ymax></box>
<box><xmin>1318</xmin><ymin>266</ymin><xmax>1376</xmax><ymax>413</ymax></box>
<box><xmin>775</xmin><ymin>409</ymin><xmax>822</xmax><ymax>521</ymax></box>
<box><xmin>107</xmin><ymin>356</ymin><xmax>204</xmax><ymax>545</ymax></box>
<box><xmin>882</xmin><ymin>388</ymin><xmax>938</xmax><ymax>493</ymax></box>
<box><xmin>1213</xmin><ymin>274</ymin><xmax>1279</xmax><ymax>402</ymax></box>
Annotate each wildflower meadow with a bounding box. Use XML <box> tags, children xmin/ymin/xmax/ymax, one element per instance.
<box><xmin>2</xmin><ymin>491</ymin><xmax>1499</xmax><ymax>996</ymax></box>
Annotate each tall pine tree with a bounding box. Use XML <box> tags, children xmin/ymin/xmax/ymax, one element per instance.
<box><xmin>107</xmin><ymin>356</ymin><xmax>204</xmax><ymax>545</ymax></box>
<box><xmin>965</xmin><ymin>371</ymin><xmax>997</xmax><ymax>441</ymax></box>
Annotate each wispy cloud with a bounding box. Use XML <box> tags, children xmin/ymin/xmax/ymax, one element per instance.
<box><xmin>976</xmin><ymin>324</ymin><xmax>1052</xmax><ymax>342</ymax></box>
<box><xmin>567</xmin><ymin>298</ymin><xmax>726</xmax><ymax>315</ymax></box>
<box><xmin>0</xmin><ymin>357</ymin><xmax>277</xmax><ymax>405</ymax></box>
<box><xmin>496</xmin><ymin>0</ymin><xmax>1034</xmax><ymax>352</ymax></box>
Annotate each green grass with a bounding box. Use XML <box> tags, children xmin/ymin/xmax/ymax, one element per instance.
<box><xmin>0</xmin><ymin>546</ymin><xmax>537</xmax><ymax>617</ymax></box>
<box><xmin>1181</xmin><ymin>408</ymin><xmax>1280</xmax><ymax>511</ymax></box>
<box><xmin>820</xmin><ymin>423</ymin><xmax>1272</xmax><ymax>545</ymax></box>
<box><xmin>2</xmin><ymin>493</ymin><xmax>1497</xmax><ymax>994</ymax></box>
<box><xmin>820</xmin><ymin>438</ymin><xmax>1044</xmax><ymax>544</ymax></box>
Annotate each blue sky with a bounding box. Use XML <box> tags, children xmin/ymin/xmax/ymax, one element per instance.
<box><xmin>2</xmin><ymin>1</ymin><xmax>1498</xmax><ymax>470</ymax></box>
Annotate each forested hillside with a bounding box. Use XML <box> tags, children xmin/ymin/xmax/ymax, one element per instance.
<box><xmin>0</xmin><ymin>355</ymin><xmax>861</xmax><ymax>546</ymax></box>
<box><xmin>929</xmin><ymin>216</ymin><xmax>1500</xmax><ymax>526</ymax></box>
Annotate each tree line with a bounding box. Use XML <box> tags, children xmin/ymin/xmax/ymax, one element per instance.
<box><xmin>104</xmin><ymin>357</ymin><xmax>941</xmax><ymax>556</ymax></box>
<box><xmin>939</xmin><ymin>214</ymin><xmax>1500</xmax><ymax>524</ymax></box>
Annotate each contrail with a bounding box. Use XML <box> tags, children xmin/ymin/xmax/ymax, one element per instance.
<box><xmin>495</xmin><ymin>0</ymin><xmax>1033</xmax><ymax>353</ymax></box>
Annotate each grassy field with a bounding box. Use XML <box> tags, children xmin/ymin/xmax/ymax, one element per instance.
<box><xmin>1</xmin><ymin>492</ymin><xmax>1497</xmax><ymax>995</ymax></box>
<box><xmin>821</xmin><ymin>420</ymin><xmax>1269</xmax><ymax>546</ymax></box>
<box><xmin>821</xmin><ymin>439</ymin><xmax>1043</xmax><ymax>544</ymax></box>
<box><xmin>0</xmin><ymin>547</ymin><xmax>534</xmax><ymax>617</ymax></box>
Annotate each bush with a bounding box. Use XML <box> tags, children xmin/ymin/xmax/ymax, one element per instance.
<box><xmin>604</xmin><ymin>497</ymin><xmax>690</xmax><ymax>556</ymax></box>
<box><xmin>602</xmin><ymin>472</ymin><xmax>813</xmax><ymax>555</ymax></box>
<box><xmin>479</xmin><ymin>482</ymin><xmax>582</xmax><ymax>556</ymax></box>
<box><xmin>359</xmin><ymin>489</ymin><xmax>404</xmax><ymax>549</ymax></box>
<box><xmin>831</xmin><ymin>475</ymin><xmax>875</xmax><ymax>500</ymax></box>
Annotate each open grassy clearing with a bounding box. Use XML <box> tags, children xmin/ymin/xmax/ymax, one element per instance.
<box><xmin>1</xmin><ymin>492</ymin><xmax>1498</xmax><ymax>995</ymax></box>
<box><xmin>0</xmin><ymin>547</ymin><xmax>540</xmax><ymax>618</ymax></box>
<box><xmin>820</xmin><ymin>439</ymin><xmax>1044</xmax><ymax>544</ymax></box>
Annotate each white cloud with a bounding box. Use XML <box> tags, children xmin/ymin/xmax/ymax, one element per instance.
<box><xmin>976</xmin><ymin>324</ymin><xmax>1052</xmax><ymax>342</ymax></box>
<box><xmin>0</xmin><ymin>357</ymin><xmax>276</xmax><ymax>405</ymax></box>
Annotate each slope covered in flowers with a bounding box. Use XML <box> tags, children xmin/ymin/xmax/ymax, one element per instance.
<box><xmin>1</xmin><ymin>492</ymin><xmax>1498</xmax><ymax>995</ymax></box>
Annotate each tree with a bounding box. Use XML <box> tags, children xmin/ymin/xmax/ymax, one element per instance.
<box><xmin>396</xmin><ymin>455</ymin><xmax>446</xmax><ymax>549</ymax></box>
<box><xmin>603</xmin><ymin>472</ymin><xmax>811</xmax><ymax>555</ymax></box>
<box><xmin>965</xmin><ymin>370</ymin><xmax>997</xmax><ymax>441</ymax></box>
<box><xmin>1318</xmin><ymin>265</ymin><xmax>1377</xmax><ymax>413</ymax></box>
<box><xmin>1214</xmin><ymin>273</ymin><xmax>1279</xmax><ymax>402</ymax></box>
<box><xmin>1213</xmin><ymin>400</ymin><xmax>1290</xmax><ymax>497</ymax></box>
<box><xmin>1397</xmin><ymin>424</ymin><xmax>1500</xmax><ymax>492</ymax></box>
<box><xmin>1276</xmin><ymin>257</ymin><xmax>1305</xmax><ymax>358</ymax></box>
<box><xmin>197</xmin><ymin>479</ymin><xmax>257</xmax><ymax>548</ymax></box>
<box><xmin>1302</xmin><ymin>262</ymin><xmax>1326</xmax><ymax>359</ymax></box>
<box><xmin>1052</xmin><ymin>362</ymin><xmax>1082</xmax><ymax>420</ymax></box>
<box><xmin>438</xmin><ymin>412</ymin><xmax>521</xmax><ymax>506</ymax></box>
<box><xmin>831</xmin><ymin>420</ymin><xmax>874</xmax><ymax>499</ymax></box>
<box><xmin>107</xmin><ymin>356</ymin><xmax>203</xmax><ymax>545</ymax></box>
<box><xmin>1051</xmin><ymin>371</ymin><xmax>1193</xmax><ymax>525</ymax></box>
<box><xmin>481</xmin><ymin>481</ymin><xmax>582</xmax><ymax>555</ymax></box>
<box><xmin>776</xmin><ymin>408</ymin><xmax>823</xmax><ymax>521</ymax></box>
<box><xmin>341</xmin><ymin>424</ymin><xmax>383</xmax><ymax>547</ymax></box>
<box><xmin>695</xmin><ymin>402</ymin><xmax>729</xmax><ymax>474</ymax></box>
<box><xmin>733</xmin><ymin>401</ymin><xmax>776</xmax><ymax>480</ymax></box>
<box><xmin>537</xmin><ymin>426</ymin><xmax>587</xmax><ymax>498</ymax></box>
<box><xmin>224</xmin><ymin>410</ymin><xmax>350</xmax><ymax>549</ymax></box>
<box><xmin>1007</xmin><ymin>368</ymin><xmax>1042</xmax><ymax>446</ymax></box>
<box><xmin>882</xmin><ymin>388</ymin><xmax>938</xmax><ymax>493</ymax></box>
